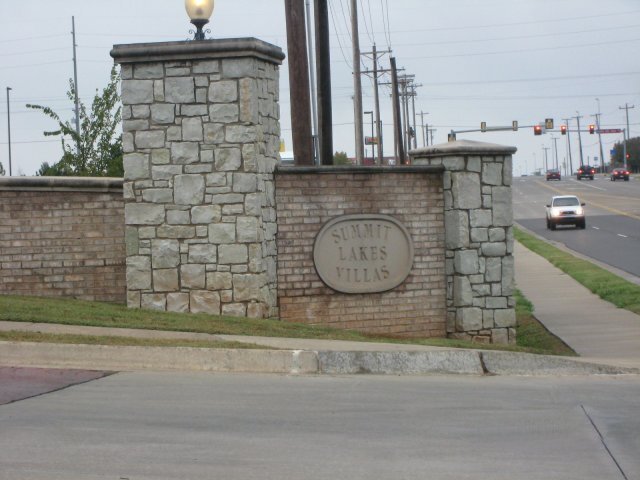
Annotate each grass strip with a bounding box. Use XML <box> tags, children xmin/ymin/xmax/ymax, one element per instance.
<box><xmin>0</xmin><ymin>331</ymin><xmax>270</xmax><ymax>350</ymax></box>
<box><xmin>0</xmin><ymin>293</ymin><xmax>570</xmax><ymax>356</ymax></box>
<box><xmin>515</xmin><ymin>226</ymin><xmax>640</xmax><ymax>316</ymax></box>
<box><xmin>514</xmin><ymin>289</ymin><xmax>576</xmax><ymax>356</ymax></box>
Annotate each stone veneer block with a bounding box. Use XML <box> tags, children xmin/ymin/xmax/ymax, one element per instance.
<box><xmin>112</xmin><ymin>39</ymin><xmax>284</xmax><ymax>318</ymax></box>
<box><xmin>410</xmin><ymin>140</ymin><xmax>517</xmax><ymax>345</ymax></box>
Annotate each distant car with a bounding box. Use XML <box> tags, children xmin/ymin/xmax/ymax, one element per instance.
<box><xmin>576</xmin><ymin>165</ymin><xmax>595</xmax><ymax>180</ymax></box>
<box><xmin>610</xmin><ymin>168</ymin><xmax>630</xmax><ymax>181</ymax></box>
<box><xmin>546</xmin><ymin>169</ymin><xmax>561</xmax><ymax>181</ymax></box>
<box><xmin>546</xmin><ymin>195</ymin><xmax>586</xmax><ymax>230</ymax></box>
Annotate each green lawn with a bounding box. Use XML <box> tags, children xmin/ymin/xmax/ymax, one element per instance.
<box><xmin>0</xmin><ymin>292</ymin><xmax>572</xmax><ymax>356</ymax></box>
<box><xmin>0</xmin><ymin>331</ymin><xmax>268</xmax><ymax>350</ymax></box>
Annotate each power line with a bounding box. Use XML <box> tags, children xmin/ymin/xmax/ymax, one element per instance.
<box><xmin>392</xmin><ymin>23</ymin><xmax>640</xmax><ymax>48</ymax></box>
<box><xmin>0</xmin><ymin>60</ymin><xmax>72</xmax><ymax>71</ymax></box>
<box><xmin>419</xmin><ymin>70</ymin><xmax>640</xmax><ymax>87</ymax></box>
<box><xmin>382</xmin><ymin>0</ymin><xmax>392</xmax><ymax>48</ymax></box>
<box><xmin>328</xmin><ymin>0</ymin><xmax>352</xmax><ymax>68</ymax></box>
<box><xmin>402</xmin><ymin>37</ymin><xmax>640</xmax><ymax>60</ymax></box>
<box><xmin>0</xmin><ymin>47</ymin><xmax>70</xmax><ymax>58</ymax></box>
<box><xmin>359</xmin><ymin>0</ymin><xmax>374</xmax><ymax>45</ymax></box>
<box><xmin>381</xmin><ymin>8</ymin><xmax>640</xmax><ymax>35</ymax></box>
<box><xmin>0</xmin><ymin>33</ymin><xmax>67</xmax><ymax>44</ymax></box>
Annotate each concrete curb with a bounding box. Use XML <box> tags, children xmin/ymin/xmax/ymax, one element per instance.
<box><xmin>317</xmin><ymin>350</ymin><xmax>484</xmax><ymax>375</ymax></box>
<box><xmin>2</xmin><ymin>341</ymin><xmax>638</xmax><ymax>376</ymax></box>
<box><xmin>0</xmin><ymin>342</ymin><xmax>319</xmax><ymax>375</ymax></box>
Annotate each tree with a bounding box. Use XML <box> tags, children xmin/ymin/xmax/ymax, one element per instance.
<box><xmin>611</xmin><ymin>137</ymin><xmax>640</xmax><ymax>173</ymax></box>
<box><xmin>27</xmin><ymin>66</ymin><xmax>123</xmax><ymax>177</ymax></box>
<box><xmin>0</xmin><ymin>162</ymin><xmax>5</xmax><ymax>176</ymax></box>
<box><xmin>333</xmin><ymin>151</ymin><xmax>351</xmax><ymax>165</ymax></box>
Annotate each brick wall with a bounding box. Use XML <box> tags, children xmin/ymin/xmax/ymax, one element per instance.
<box><xmin>275</xmin><ymin>168</ymin><xmax>446</xmax><ymax>338</ymax></box>
<box><xmin>0</xmin><ymin>178</ymin><xmax>126</xmax><ymax>303</ymax></box>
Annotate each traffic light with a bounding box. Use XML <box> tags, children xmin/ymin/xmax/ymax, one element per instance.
<box><xmin>626</xmin><ymin>153</ymin><xmax>631</xmax><ymax>160</ymax></box>
<box><xmin>588</xmin><ymin>124</ymin><xmax>596</xmax><ymax>134</ymax></box>
<box><xmin>481</xmin><ymin>121</ymin><xmax>487</xmax><ymax>132</ymax></box>
<box><xmin>534</xmin><ymin>125</ymin><xmax>543</xmax><ymax>136</ymax></box>
<box><xmin>560</xmin><ymin>125</ymin><xmax>567</xmax><ymax>135</ymax></box>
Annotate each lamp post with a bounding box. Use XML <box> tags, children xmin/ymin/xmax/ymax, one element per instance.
<box><xmin>185</xmin><ymin>0</ymin><xmax>215</xmax><ymax>40</ymax></box>
<box><xmin>364</xmin><ymin>110</ymin><xmax>374</xmax><ymax>162</ymax></box>
<box><xmin>6</xmin><ymin>87</ymin><xmax>12</xmax><ymax>177</ymax></box>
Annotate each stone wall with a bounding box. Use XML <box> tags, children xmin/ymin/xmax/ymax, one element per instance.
<box><xmin>276</xmin><ymin>167</ymin><xmax>447</xmax><ymax>337</ymax></box>
<box><xmin>0</xmin><ymin>177</ymin><xmax>126</xmax><ymax>302</ymax></box>
<box><xmin>411</xmin><ymin>140</ymin><xmax>517</xmax><ymax>344</ymax></box>
<box><xmin>112</xmin><ymin>39</ymin><xmax>285</xmax><ymax>317</ymax></box>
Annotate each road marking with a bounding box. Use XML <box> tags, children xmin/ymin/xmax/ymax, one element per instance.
<box><xmin>592</xmin><ymin>226</ymin><xmax>600</xmax><ymax>230</ymax></box>
<box><xmin>568</xmin><ymin>179</ymin><xmax>606</xmax><ymax>191</ymax></box>
<box><xmin>618</xmin><ymin>234</ymin><xmax>628</xmax><ymax>238</ymax></box>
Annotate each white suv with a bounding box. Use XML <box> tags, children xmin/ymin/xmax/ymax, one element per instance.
<box><xmin>546</xmin><ymin>195</ymin><xmax>586</xmax><ymax>230</ymax></box>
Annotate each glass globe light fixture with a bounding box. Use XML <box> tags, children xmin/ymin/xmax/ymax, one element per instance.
<box><xmin>185</xmin><ymin>0</ymin><xmax>215</xmax><ymax>40</ymax></box>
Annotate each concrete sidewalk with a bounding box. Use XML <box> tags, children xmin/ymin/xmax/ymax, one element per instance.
<box><xmin>1</xmin><ymin>241</ymin><xmax>639</xmax><ymax>376</ymax></box>
<box><xmin>514</xmin><ymin>241</ymin><xmax>640</xmax><ymax>369</ymax></box>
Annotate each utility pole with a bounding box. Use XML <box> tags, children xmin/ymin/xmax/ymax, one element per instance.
<box><xmin>419</xmin><ymin>111</ymin><xmax>428</xmax><ymax>147</ymax></box>
<box><xmin>361</xmin><ymin>45</ymin><xmax>390</xmax><ymax>165</ymax></box>
<box><xmin>6</xmin><ymin>87</ymin><xmax>12</xmax><ymax>176</ymax></box>
<box><xmin>314</xmin><ymin>0</ymin><xmax>333</xmax><ymax>165</ymax></box>
<box><xmin>410</xmin><ymin>83</ymin><xmax>420</xmax><ymax>149</ymax></box>
<box><xmin>542</xmin><ymin>146</ymin><xmax>550</xmax><ymax>171</ymax></box>
<box><xmin>401</xmin><ymin>78</ymin><xmax>409</xmax><ymax>159</ymax></box>
<box><xmin>284</xmin><ymin>0</ymin><xmax>313</xmax><ymax>165</ymax></box>
<box><xmin>592</xmin><ymin>112</ymin><xmax>605</xmax><ymax>173</ymax></box>
<box><xmin>398</xmin><ymin>74</ymin><xmax>414</xmax><ymax>161</ymax></box>
<box><xmin>350</xmin><ymin>0</ymin><xmax>364</xmax><ymax>165</ymax></box>
<box><xmin>305</xmin><ymin>0</ymin><xmax>318</xmax><ymax>164</ymax></box>
<box><xmin>390</xmin><ymin>57</ymin><xmax>404</xmax><ymax>164</ymax></box>
<box><xmin>562</xmin><ymin>117</ymin><xmax>574</xmax><ymax>175</ymax></box>
<box><xmin>619</xmin><ymin>103</ymin><xmax>635</xmax><ymax>136</ymax></box>
<box><xmin>622</xmin><ymin>128</ymin><xmax>628</xmax><ymax>169</ymax></box>
<box><xmin>72</xmin><ymin>16</ymin><xmax>80</xmax><ymax>139</ymax></box>
<box><xmin>551</xmin><ymin>136</ymin><xmax>559</xmax><ymax>171</ymax></box>
<box><xmin>574</xmin><ymin>113</ymin><xmax>584</xmax><ymax>166</ymax></box>
<box><xmin>619</xmin><ymin>103</ymin><xmax>635</xmax><ymax>170</ymax></box>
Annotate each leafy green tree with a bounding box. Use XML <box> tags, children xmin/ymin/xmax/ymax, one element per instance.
<box><xmin>28</xmin><ymin>66</ymin><xmax>123</xmax><ymax>177</ymax></box>
<box><xmin>333</xmin><ymin>151</ymin><xmax>351</xmax><ymax>165</ymax></box>
<box><xmin>611</xmin><ymin>137</ymin><xmax>639</xmax><ymax>172</ymax></box>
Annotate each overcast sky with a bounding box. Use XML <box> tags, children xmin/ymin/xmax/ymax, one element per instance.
<box><xmin>0</xmin><ymin>0</ymin><xmax>639</xmax><ymax>176</ymax></box>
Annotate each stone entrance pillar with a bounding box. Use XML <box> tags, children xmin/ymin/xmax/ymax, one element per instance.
<box><xmin>111</xmin><ymin>39</ymin><xmax>284</xmax><ymax>318</ymax></box>
<box><xmin>411</xmin><ymin>140</ymin><xmax>517</xmax><ymax>344</ymax></box>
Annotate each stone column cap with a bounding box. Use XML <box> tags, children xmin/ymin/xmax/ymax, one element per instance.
<box><xmin>411</xmin><ymin>139</ymin><xmax>517</xmax><ymax>157</ymax></box>
<box><xmin>111</xmin><ymin>38</ymin><xmax>285</xmax><ymax>65</ymax></box>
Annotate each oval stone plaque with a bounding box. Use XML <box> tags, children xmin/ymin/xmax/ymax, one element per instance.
<box><xmin>313</xmin><ymin>214</ymin><xmax>414</xmax><ymax>294</ymax></box>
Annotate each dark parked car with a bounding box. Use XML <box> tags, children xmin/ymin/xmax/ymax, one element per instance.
<box><xmin>576</xmin><ymin>165</ymin><xmax>595</xmax><ymax>180</ymax></box>
<box><xmin>546</xmin><ymin>195</ymin><xmax>586</xmax><ymax>230</ymax></box>
<box><xmin>610</xmin><ymin>168</ymin><xmax>630</xmax><ymax>181</ymax></box>
<box><xmin>546</xmin><ymin>169</ymin><xmax>561</xmax><ymax>181</ymax></box>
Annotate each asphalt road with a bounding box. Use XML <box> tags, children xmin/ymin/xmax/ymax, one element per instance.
<box><xmin>1</xmin><ymin>372</ymin><xmax>639</xmax><ymax>480</ymax></box>
<box><xmin>513</xmin><ymin>175</ymin><xmax>640</xmax><ymax>279</ymax></box>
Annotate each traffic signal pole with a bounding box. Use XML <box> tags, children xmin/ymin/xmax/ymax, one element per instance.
<box><xmin>574</xmin><ymin>114</ymin><xmax>585</xmax><ymax>166</ymax></box>
<box><xmin>562</xmin><ymin>118</ymin><xmax>574</xmax><ymax>175</ymax></box>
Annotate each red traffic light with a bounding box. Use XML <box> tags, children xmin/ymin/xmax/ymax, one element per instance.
<box><xmin>588</xmin><ymin>124</ymin><xmax>596</xmax><ymax>134</ymax></box>
<box><xmin>533</xmin><ymin>125</ymin><xmax>543</xmax><ymax>136</ymax></box>
<box><xmin>626</xmin><ymin>153</ymin><xmax>631</xmax><ymax>160</ymax></box>
<box><xmin>560</xmin><ymin>125</ymin><xmax>567</xmax><ymax>135</ymax></box>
